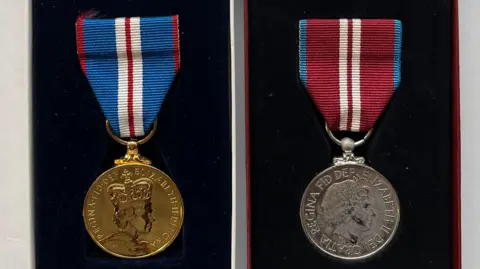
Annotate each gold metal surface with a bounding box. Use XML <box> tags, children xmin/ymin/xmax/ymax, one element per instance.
<box><xmin>106</xmin><ymin>120</ymin><xmax>157</xmax><ymax>146</ymax></box>
<box><xmin>114</xmin><ymin>141</ymin><xmax>152</xmax><ymax>165</ymax></box>
<box><xmin>84</xmin><ymin>121</ymin><xmax>183</xmax><ymax>258</ymax></box>
<box><xmin>83</xmin><ymin>163</ymin><xmax>184</xmax><ymax>258</ymax></box>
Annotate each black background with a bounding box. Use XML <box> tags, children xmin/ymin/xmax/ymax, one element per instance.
<box><xmin>33</xmin><ymin>0</ymin><xmax>231</xmax><ymax>268</ymax></box>
<box><xmin>248</xmin><ymin>0</ymin><xmax>453</xmax><ymax>268</ymax></box>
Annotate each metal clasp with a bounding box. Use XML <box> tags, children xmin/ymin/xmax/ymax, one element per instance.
<box><xmin>324</xmin><ymin>122</ymin><xmax>372</xmax><ymax>165</ymax></box>
<box><xmin>105</xmin><ymin>120</ymin><xmax>157</xmax><ymax>165</ymax></box>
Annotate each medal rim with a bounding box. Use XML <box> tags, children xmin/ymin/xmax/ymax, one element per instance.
<box><xmin>299</xmin><ymin>162</ymin><xmax>400</xmax><ymax>261</ymax></box>
<box><xmin>83</xmin><ymin>163</ymin><xmax>184</xmax><ymax>259</ymax></box>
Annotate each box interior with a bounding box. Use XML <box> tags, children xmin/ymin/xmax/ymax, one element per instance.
<box><xmin>247</xmin><ymin>0</ymin><xmax>454</xmax><ymax>268</ymax></box>
<box><xmin>33</xmin><ymin>1</ymin><xmax>231</xmax><ymax>268</ymax></box>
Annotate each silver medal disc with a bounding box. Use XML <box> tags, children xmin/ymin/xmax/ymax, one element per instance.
<box><xmin>300</xmin><ymin>163</ymin><xmax>400</xmax><ymax>260</ymax></box>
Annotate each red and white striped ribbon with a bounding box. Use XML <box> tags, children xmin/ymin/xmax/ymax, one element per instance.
<box><xmin>299</xmin><ymin>19</ymin><xmax>402</xmax><ymax>132</ymax></box>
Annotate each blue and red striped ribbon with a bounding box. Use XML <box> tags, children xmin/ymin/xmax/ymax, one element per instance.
<box><xmin>76</xmin><ymin>15</ymin><xmax>180</xmax><ymax>138</ymax></box>
<box><xmin>299</xmin><ymin>19</ymin><xmax>402</xmax><ymax>132</ymax></box>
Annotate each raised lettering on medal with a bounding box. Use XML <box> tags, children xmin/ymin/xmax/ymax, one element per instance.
<box><xmin>83</xmin><ymin>164</ymin><xmax>184</xmax><ymax>259</ymax></box>
<box><xmin>300</xmin><ymin>163</ymin><xmax>400</xmax><ymax>260</ymax></box>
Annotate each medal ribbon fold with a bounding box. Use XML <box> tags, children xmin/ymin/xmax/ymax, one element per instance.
<box><xmin>299</xmin><ymin>19</ymin><xmax>402</xmax><ymax>132</ymax></box>
<box><xmin>76</xmin><ymin>15</ymin><xmax>180</xmax><ymax>138</ymax></box>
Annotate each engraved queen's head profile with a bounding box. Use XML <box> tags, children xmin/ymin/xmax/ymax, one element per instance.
<box><xmin>317</xmin><ymin>178</ymin><xmax>376</xmax><ymax>245</ymax></box>
<box><xmin>100</xmin><ymin>170</ymin><xmax>156</xmax><ymax>255</ymax></box>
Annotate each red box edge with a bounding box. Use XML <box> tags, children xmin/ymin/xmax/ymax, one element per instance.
<box><xmin>243</xmin><ymin>1</ymin><xmax>462</xmax><ymax>268</ymax></box>
<box><xmin>451</xmin><ymin>0</ymin><xmax>461</xmax><ymax>268</ymax></box>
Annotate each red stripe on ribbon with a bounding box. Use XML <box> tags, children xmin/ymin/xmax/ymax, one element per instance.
<box><xmin>359</xmin><ymin>20</ymin><xmax>395</xmax><ymax>131</ymax></box>
<box><xmin>172</xmin><ymin>16</ymin><xmax>180</xmax><ymax>73</ymax></box>
<box><xmin>125</xmin><ymin>18</ymin><xmax>136</xmax><ymax>137</ymax></box>
<box><xmin>305</xmin><ymin>20</ymin><xmax>340</xmax><ymax>129</ymax></box>
<box><xmin>302</xmin><ymin>19</ymin><xmax>398</xmax><ymax>132</ymax></box>
<box><xmin>76</xmin><ymin>19</ymin><xmax>87</xmax><ymax>74</ymax></box>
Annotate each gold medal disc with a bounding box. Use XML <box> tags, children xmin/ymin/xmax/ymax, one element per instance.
<box><xmin>83</xmin><ymin>163</ymin><xmax>184</xmax><ymax>258</ymax></box>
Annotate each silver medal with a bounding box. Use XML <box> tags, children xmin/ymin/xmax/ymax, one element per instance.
<box><xmin>300</xmin><ymin>127</ymin><xmax>400</xmax><ymax>260</ymax></box>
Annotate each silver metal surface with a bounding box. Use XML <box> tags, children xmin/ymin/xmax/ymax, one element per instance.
<box><xmin>300</xmin><ymin>161</ymin><xmax>400</xmax><ymax>260</ymax></box>
<box><xmin>324</xmin><ymin>122</ymin><xmax>373</xmax><ymax>148</ymax></box>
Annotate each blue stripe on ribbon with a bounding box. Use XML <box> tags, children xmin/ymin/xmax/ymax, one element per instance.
<box><xmin>140</xmin><ymin>17</ymin><xmax>176</xmax><ymax>133</ymax></box>
<box><xmin>82</xmin><ymin>19</ymin><xmax>120</xmax><ymax>134</ymax></box>
<box><xmin>393</xmin><ymin>20</ymin><xmax>402</xmax><ymax>90</ymax></box>
<box><xmin>299</xmin><ymin>20</ymin><xmax>307</xmax><ymax>87</ymax></box>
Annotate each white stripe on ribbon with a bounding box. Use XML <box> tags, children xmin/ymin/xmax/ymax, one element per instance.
<box><xmin>115</xmin><ymin>18</ymin><xmax>130</xmax><ymax>137</ymax></box>
<box><xmin>130</xmin><ymin>17</ymin><xmax>144</xmax><ymax>136</ymax></box>
<box><xmin>351</xmin><ymin>19</ymin><xmax>362</xmax><ymax>131</ymax></box>
<box><xmin>338</xmin><ymin>19</ymin><xmax>349</xmax><ymax>131</ymax></box>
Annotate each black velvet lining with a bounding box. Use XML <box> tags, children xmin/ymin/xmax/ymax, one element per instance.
<box><xmin>33</xmin><ymin>1</ymin><xmax>231</xmax><ymax>268</ymax></box>
<box><xmin>248</xmin><ymin>0</ymin><xmax>453</xmax><ymax>268</ymax></box>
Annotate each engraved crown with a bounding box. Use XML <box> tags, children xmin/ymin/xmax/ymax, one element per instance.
<box><xmin>107</xmin><ymin>170</ymin><xmax>153</xmax><ymax>207</ymax></box>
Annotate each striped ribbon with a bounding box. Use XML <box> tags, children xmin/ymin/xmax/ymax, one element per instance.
<box><xmin>299</xmin><ymin>19</ymin><xmax>402</xmax><ymax>132</ymax></box>
<box><xmin>76</xmin><ymin>15</ymin><xmax>180</xmax><ymax>138</ymax></box>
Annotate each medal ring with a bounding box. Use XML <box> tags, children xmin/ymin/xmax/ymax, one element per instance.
<box><xmin>106</xmin><ymin>119</ymin><xmax>157</xmax><ymax>145</ymax></box>
<box><xmin>324</xmin><ymin>122</ymin><xmax>373</xmax><ymax>148</ymax></box>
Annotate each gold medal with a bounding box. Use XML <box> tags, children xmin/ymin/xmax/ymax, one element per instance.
<box><xmin>76</xmin><ymin>14</ymin><xmax>184</xmax><ymax>258</ymax></box>
<box><xmin>83</xmin><ymin>121</ymin><xmax>184</xmax><ymax>258</ymax></box>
